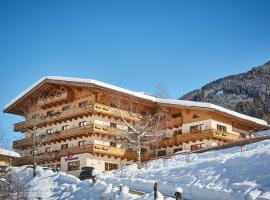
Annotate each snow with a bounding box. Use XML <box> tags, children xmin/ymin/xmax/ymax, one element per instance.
<box><xmin>0</xmin><ymin>148</ymin><xmax>21</xmax><ymax>158</ymax></box>
<box><xmin>101</xmin><ymin>140</ymin><xmax>270</xmax><ymax>200</ymax></box>
<box><xmin>4</xmin><ymin>76</ymin><xmax>268</xmax><ymax>127</ymax></box>
<box><xmin>11</xmin><ymin>167</ymin><xmax>171</xmax><ymax>200</ymax></box>
<box><xmin>11</xmin><ymin>140</ymin><xmax>270</xmax><ymax>200</ymax></box>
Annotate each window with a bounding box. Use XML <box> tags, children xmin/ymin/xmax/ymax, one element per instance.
<box><xmin>157</xmin><ymin>150</ymin><xmax>166</xmax><ymax>157</ymax></box>
<box><xmin>190</xmin><ymin>124</ymin><xmax>203</xmax><ymax>133</ymax></box>
<box><xmin>105</xmin><ymin>162</ymin><xmax>118</xmax><ymax>171</ymax></box>
<box><xmin>172</xmin><ymin>113</ymin><xmax>181</xmax><ymax>118</ymax></box>
<box><xmin>79</xmin><ymin>101</ymin><xmax>88</xmax><ymax>108</ymax></box>
<box><xmin>191</xmin><ymin>144</ymin><xmax>203</xmax><ymax>151</ymax></box>
<box><xmin>79</xmin><ymin>121</ymin><xmax>87</xmax><ymax>128</ymax></box>
<box><xmin>62</xmin><ymin>125</ymin><xmax>70</xmax><ymax>131</ymax></box>
<box><xmin>47</xmin><ymin>110</ymin><xmax>55</xmax><ymax>117</ymax></box>
<box><xmin>110</xmin><ymin>122</ymin><xmax>117</xmax><ymax>128</ymax></box>
<box><xmin>62</xmin><ymin>106</ymin><xmax>70</xmax><ymax>112</ymax></box>
<box><xmin>110</xmin><ymin>142</ymin><xmax>116</xmax><ymax>147</ymax></box>
<box><xmin>78</xmin><ymin>140</ymin><xmax>86</xmax><ymax>147</ymax></box>
<box><xmin>173</xmin><ymin>130</ymin><xmax>182</xmax><ymax>135</ymax></box>
<box><xmin>193</xmin><ymin>114</ymin><xmax>200</xmax><ymax>119</ymax></box>
<box><xmin>217</xmin><ymin>124</ymin><xmax>227</xmax><ymax>132</ymax></box>
<box><xmin>45</xmin><ymin>147</ymin><xmax>52</xmax><ymax>153</ymax></box>
<box><xmin>61</xmin><ymin>144</ymin><xmax>68</xmax><ymax>149</ymax></box>
<box><xmin>173</xmin><ymin>148</ymin><xmax>183</xmax><ymax>153</ymax></box>
<box><xmin>46</xmin><ymin>129</ymin><xmax>53</xmax><ymax>134</ymax></box>
<box><xmin>67</xmin><ymin>161</ymin><xmax>80</xmax><ymax>171</ymax></box>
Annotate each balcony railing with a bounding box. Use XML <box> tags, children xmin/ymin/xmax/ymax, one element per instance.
<box><xmin>13</xmin><ymin>124</ymin><xmax>123</xmax><ymax>150</ymax></box>
<box><xmin>14</xmin><ymin>103</ymin><xmax>142</xmax><ymax>132</ymax></box>
<box><xmin>93</xmin><ymin>144</ymin><xmax>126</xmax><ymax>157</ymax></box>
<box><xmin>37</xmin><ymin>91</ymin><xmax>73</xmax><ymax>108</ymax></box>
<box><xmin>152</xmin><ymin>129</ymin><xmax>240</xmax><ymax>149</ymax></box>
<box><xmin>15</xmin><ymin>143</ymin><xmax>127</xmax><ymax>166</ymax></box>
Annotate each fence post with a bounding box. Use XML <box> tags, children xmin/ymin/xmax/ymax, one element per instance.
<box><xmin>92</xmin><ymin>175</ymin><xmax>97</xmax><ymax>185</ymax></box>
<box><xmin>119</xmin><ymin>183</ymin><xmax>123</xmax><ymax>194</ymax></box>
<box><xmin>153</xmin><ymin>182</ymin><xmax>158</xmax><ymax>200</ymax></box>
<box><xmin>175</xmin><ymin>187</ymin><xmax>183</xmax><ymax>200</ymax></box>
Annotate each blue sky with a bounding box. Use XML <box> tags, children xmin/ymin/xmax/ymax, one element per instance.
<box><xmin>1</xmin><ymin>0</ymin><xmax>270</xmax><ymax>148</ymax></box>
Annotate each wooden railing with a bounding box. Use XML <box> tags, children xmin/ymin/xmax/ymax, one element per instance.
<box><xmin>93</xmin><ymin>144</ymin><xmax>126</xmax><ymax>157</ymax></box>
<box><xmin>152</xmin><ymin>129</ymin><xmax>240</xmax><ymax>149</ymax></box>
<box><xmin>15</xmin><ymin>143</ymin><xmax>127</xmax><ymax>166</ymax></box>
<box><xmin>14</xmin><ymin>103</ymin><xmax>142</xmax><ymax>132</ymax></box>
<box><xmin>124</xmin><ymin>151</ymin><xmax>151</xmax><ymax>162</ymax></box>
<box><xmin>94</xmin><ymin>103</ymin><xmax>142</xmax><ymax>121</ymax></box>
<box><xmin>37</xmin><ymin>91</ymin><xmax>73</xmax><ymax>107</ymax></box>
<box><xmin>13</xmin><ymin>105</ymin><xmax>95</xmax><ymax>132</ymax></box>
<box><xmin>13</xmin><ymin>124</ymin><xmax>123</xmax><ymax>150</ymax></box>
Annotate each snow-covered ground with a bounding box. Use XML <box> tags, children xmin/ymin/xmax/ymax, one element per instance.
<box><xmin>12</xmin><ymin>167</ymin><xmax>171</xmax><ymax>200</ymax></box>
<box><xmin>101</xmin><ymin>140</ymin><xmax>270</xmax><ymax>200</ymax></box>
<box><xmin>12</xmin><ymin>140</ymin><xmax>270</xmax><ymax>200</ymax></box>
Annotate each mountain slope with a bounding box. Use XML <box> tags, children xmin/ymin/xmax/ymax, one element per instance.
<box><xmin>180</xmin><ymin>61</ymin><xmax>270</xmax><ymax>122</ymax></box>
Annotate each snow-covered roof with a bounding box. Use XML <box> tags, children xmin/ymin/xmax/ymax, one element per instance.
<box><xmin>4</xmin><ymin>76</ymin><xmax>269</xmax><ymax>127</ymax></box>
<box><xmin>0</xmin><ymin>148</ymin><xmax>21</xmax><ymax>158</ymax></box>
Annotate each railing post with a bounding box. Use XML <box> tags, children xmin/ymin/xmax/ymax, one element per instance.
<box><xmin>175</xmin><ymin>187</ymin><xmax>183</xmax><ymax>200</ymax></box>
<box><xmin>153</xmin><ymin>182</ymin><xmax>158</xmax><ymax>200</ymax></box>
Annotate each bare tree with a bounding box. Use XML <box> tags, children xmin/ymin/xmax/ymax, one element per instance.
<box><xmin>155</xmin><ymin>83</ymin><xmax>170</xmax><ymax>98</ymax></box>
<box><xmin>114</xmin><ymin>99</ymin><xmax>166</xmax><ymax>169</ymax></box>
<box><xmin>21</xmin><ymin>99</ymin><xmax>52</xmax><ymax>178</ymax></box>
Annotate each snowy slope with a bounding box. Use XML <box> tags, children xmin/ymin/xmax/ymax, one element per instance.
<box><xmin>101</xmin><ymin>140</ymin><xmax>270</xmax><ymax>200</ymax></box>
<box><xmin>12</xmin><ymin>140</ymin><xmax>270</xmax><ymax>200</ymax></box>
<box><xmin>12</xmin><ymin>167</ymin><xmax>172</xmax><ymax>200</ymax></box>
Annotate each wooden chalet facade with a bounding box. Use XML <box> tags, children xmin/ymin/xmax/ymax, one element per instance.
<box><xmin>3</xmin><ymin>76</ymin><xmax>269</xmax><ymax>177</ymax></box>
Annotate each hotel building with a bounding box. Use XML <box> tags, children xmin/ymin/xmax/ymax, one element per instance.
<box><xmin>3</xmin><ymin>76</ymin><xmax>268</xmax><ymax>177</ymax></box>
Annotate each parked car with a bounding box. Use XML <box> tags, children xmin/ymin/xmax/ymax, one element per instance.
<box><xmin>79</xmin><ymin>167</ymin><xmax>94</xmax><ymax>180</ymax></box>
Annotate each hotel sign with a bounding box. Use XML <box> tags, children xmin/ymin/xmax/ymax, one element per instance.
<box><xmin>65</xmin><ymin>152</ymin><xmax>78</xmax><ymax>162</ymax></box>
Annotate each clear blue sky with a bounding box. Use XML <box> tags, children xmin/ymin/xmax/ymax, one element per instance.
<box><xmin>1</xmin><ymin>0</ymin><xmax>270</xmax><ymax>148</ymax></box>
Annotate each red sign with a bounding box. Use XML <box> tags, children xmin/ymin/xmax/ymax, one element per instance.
<box><xmin>65</xmin><ymin>152</ymin><xmax>78</xmax><ymax>162</ymax></box>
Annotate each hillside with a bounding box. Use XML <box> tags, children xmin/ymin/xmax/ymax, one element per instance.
<box><xmin>180</xmin><ymin>61</ymin><xmax>270</xmax><ymax>122</ymax></box>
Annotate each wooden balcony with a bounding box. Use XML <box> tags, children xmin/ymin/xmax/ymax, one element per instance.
<box><xmin>14</xmin><ymin>103</ymin><xmax>141</xmax><ymax>132</ymax></box>
<box><xmin>124</xmin><ymin>150</ymin><xmax>151</xmax><ymax>162</ymax></box>
<box><xmin>15</xmin><ymin>143</ymin><xmax>126</xmax><ymax>166</ymax></box>
<box><xmin>152</xmin><ymin>129</ymin><xmax>240</xmax><ymax>149</ymax></box>
<box><xmin>14</xmin><ymin>105</ymin><xmax>95</xmax><ymax>132</ymax></box>
<box><xmin>13</xmin><ymin>124</ymin><xmax>123</xmax><ymax>150</ymax></box>
<box><xmin>37</xmin><ymin>91</ymin><xmax>73</xmax><ymax>108</ymax></box>
<box><xmin>94</xmin><ymin>103</ymin><xmax>142</xmax><ymax>121</ymax></box>
<box><xmin>93</xmin><ymin>144</ymin><xmax>126</xmax><ymax>157</ymax></box>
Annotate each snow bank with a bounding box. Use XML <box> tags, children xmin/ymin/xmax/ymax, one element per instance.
<box><xmin>12</xmin><ymin>166</ymin><xmax>171</xmax><ymax>200</ymax></box>
<box><xmin>101</xmin><ymin>140</ymin><xmax>270</xmax><ymax>200</ymax></box>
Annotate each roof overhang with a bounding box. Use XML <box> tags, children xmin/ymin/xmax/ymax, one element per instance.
<box><xmin>3</xmin><ymin>76</ymin><xmax>269</xmax><ymax>128</ymax></box>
